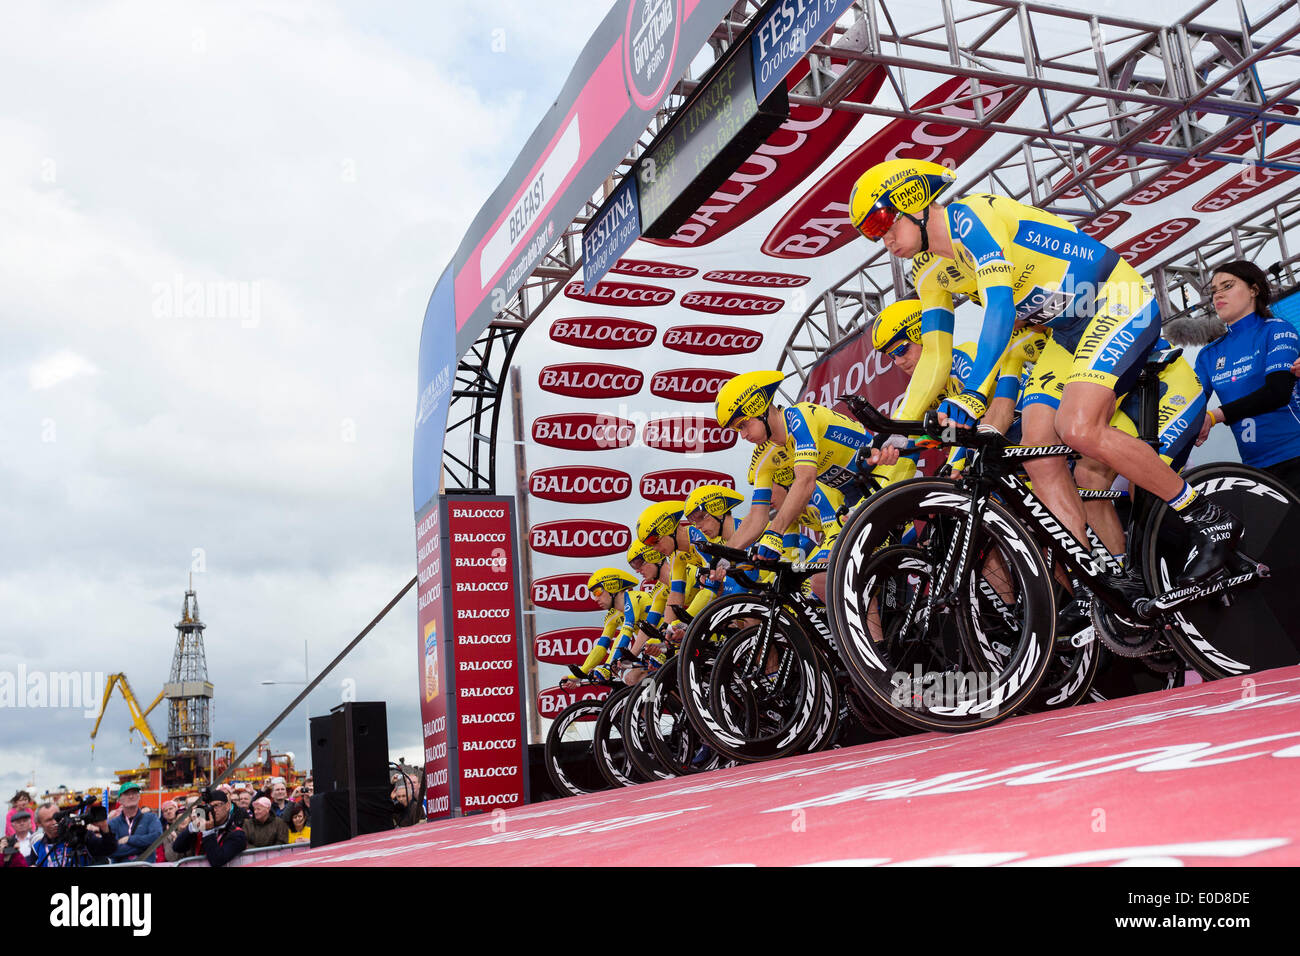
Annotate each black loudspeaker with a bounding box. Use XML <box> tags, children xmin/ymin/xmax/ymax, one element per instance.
<box><xmin>308</xmin><ymin>702</ymin><xmax>391</xmax><ymax>848</ymax></box>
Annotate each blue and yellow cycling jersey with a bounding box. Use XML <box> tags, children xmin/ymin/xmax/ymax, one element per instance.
<box><xmin>1194</xmin><ymin>312</ymin><xmax>1300</xmax><ymax>468</ymax></box>
<box><xmin>902</xmin><ymin>193</ymin><xmax>1160</xmax><ymax>421</ymax></box>
<box><xmin>781</xmin><ymin>402</ymin><xmax>871</xmax><ymax>501</ymax></box>
<box><xmin>574</xmin><ymin>586</ymin><xmax>667</xmax><ymax>677</ymax></box>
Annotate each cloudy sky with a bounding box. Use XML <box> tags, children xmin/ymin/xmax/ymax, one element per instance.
<box><xmin>0</xmin><ymin>0</ymin><xmax>1270</xmax><ymax>800</ymax></box>
<box><xmin>0</xmin><ymin>0</ymin><xmax>624</xmax><ymax>797</ymax></box>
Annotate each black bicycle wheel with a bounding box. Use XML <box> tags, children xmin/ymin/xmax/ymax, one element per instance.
<box><xmin>678</xmin><ymin>595</ymin><xmax>822</xmax><ymax>761</ymax></box>
<box><xmin>593</xmin><ymin>685</ymin><xmax>648</xmax><ymax>789</ymax></box>
<box><xmin>1142</xmin><ymin>462</ymin><xmax>1300</xmax><ymax>678</ymax></box>
<box><xmin>644</xmin><ymin>656</ymin><xmax>732</xmax><ymax>775</ymax></box>
<box><xmin>620</xmin><ymin>668</ymin><xmax>676</xmax><ymax>781</ymax></box>
<box><xmin>828</xmin><ymin>480</ymin><xmax>1055</xmax><ymax>732</ymax></box>
<box><xmin>544</xmin><ymin>697</ymin><xmax>609</xmax><ymax>797</ymax></box>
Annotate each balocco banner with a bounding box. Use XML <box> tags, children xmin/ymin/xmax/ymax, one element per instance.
<box><xmin>442</xmin><ymin>496</ymin><xmax>529</xmax><ymax>815</ymax></box>
<box><xmin>414</xmin><ymin>499</ymin><xmax>451</xmax><ymax>821</ymax></box>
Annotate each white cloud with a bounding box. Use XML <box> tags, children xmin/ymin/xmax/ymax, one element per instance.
<box><xmin>29</xmin><ymin>351</ymin><xmax>99</xmax><ymax>390</ymax></box>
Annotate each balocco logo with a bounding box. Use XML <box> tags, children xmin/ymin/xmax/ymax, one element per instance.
<box><xmin>646</xmin><ymin>59</ymin><xmax>885</xmax><ymax>249</ymax></box>
<box><xmin>1126</xmin><ymin>107</ymin><xmax>1295</xmax><ymax>206</ymax></box>
<box><xmin>537</xmin><ymin>684</ymin><xmax>612</xmax><ymax>717</ymax></box>
<box><xmin>1079</xmin><ymin>210</ymin><xmax>1131</xmax><ymax>242</ymax></box>
<box><xmin>529</xmin><ymin>519</ymin><xmax>631</xmax><ymax>557</ymax></box>
<box><xmin>1112</xmin><ymin>218</ymin><xmax>1197</xmax><ymax>267</ymax></box>
<box><xmin>548</xmin><ymin>316</ymin><xmax>657</xmax><ymax>350</ymax></box>
<box><xmin>532</xmin><ymin>413</ymin><xmax>637</xmax><ymax>452</ymax></box>
<box><xmin>798</xmin><ymin>333</ymin><xmax>911</xmax><ymax>419</ymax></box>
<box><xmin>662</xmin><ymin>325</ymin><xmax>763</xmax><ymax>355</ymax></box>
<box><xmin>610</xmin><ymin>257</ymin><xmax>698</xmax><ymax>279</ymax></box>
<box><xmin>623</xmin><ymin>0</ymin><xmax>682</xmax><ymax>111</ymax></box>
<box><xmin>702</xmin><ymin>270</ymin><xmax>810</xmax><ymax>287</ymax></box>
<box><xmin>533</xmin><ymin>627</ymin><xmax>600</xmax><ymax>665</ymax></box>
<box><xmin>763</xmin><ymin>76</ymin><xmax>1027</xmax><ymax>259</ymax></box>
<box><xmin>640</xmin><ymin>469</ymin><xmax>736</xmax><ymax>501</ymax></box>
<box><xmin>1194</xmin><ymin>144</ymin><xmax>1300</xmax><ymax>213</ymax></box>
<box><xmin>641</xmin><ymin>416</ymin><xmax>737</xmax><ymax>454</ymax></box>
<box><xmin>537</xmin><ymin>363</ymin><xmax>644</xmax><ymax>399</ymax></box>
<box><xmin>531</xmin><ymin>573</ymin><xmax>599</xmax><ymax>611</ymax></box>
<box><xmin>649</xmin><ymin>368</ymin><xmax>737</xmax><ymax>403</ymax></box>
<box><xmin>563</xmin><ymin>280</ymin><xmax>674</xmax><ymax>307</ymax></box>
<box><xmin>680</xmin><ymin>290</ymin><xmax>784</xmax><ymax>315</ymax></box>
<box><xmin>528</xmin><ymin>465</ymin><xmax>632</xmax><ymax>504</ymax></box>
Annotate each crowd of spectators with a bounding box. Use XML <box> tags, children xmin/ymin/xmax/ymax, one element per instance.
<box><xmin>5</xmin><ymin>763</ymin><xmax>425</xmax><ymax>868</ymax></box>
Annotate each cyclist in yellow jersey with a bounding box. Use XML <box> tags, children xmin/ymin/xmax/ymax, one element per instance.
<box><xmin>562</xmin><ymin>568</ymin><xmax>650</xmax><ymax>686</ymax></box>
<box><xmin>635</xmin><ymin>501</ymin><xmax>708</xmax><ymax>632</ymax></box>
<box><xmin>715</xmin><ymin>371</ymin><xmax>893</xmax><ymax>564</ymax></box>
<box><xmin>849</xmin><ymin>159</ymin><xmax>1241</xmax><ymax>587</ymax></box>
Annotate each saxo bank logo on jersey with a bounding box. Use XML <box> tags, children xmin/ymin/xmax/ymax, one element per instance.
<box><xmin>532</xmin><ymin>573</ymin><xmax>599</xmax><ymax>612</ymax></box>
<box><xmin>528</xmin><ymin>465</ymin><xmax>632</xmax><ymax>503</ymax></box>
<box><xmin>538</xmin><ymin>362</ymin><xmax>644</xmax><ymax>399</ymax></box>
<box><xmin>529</xmin><ymin>519</ymin><xmax>631</xmax><ymax>558</ymax></box>
<box><xmin>623</xmin><ymin>0</ymin><xmax>682</xmax><ymax>110</ymax></box>
<box><xmin>662</xmin><ymin>324</ymin><xmax>764</xmax><ymax>356</ymax></box>
<box><xmin>549</xmin><ymin>315</ymin><xmax>657</xmax><ymax>350</ymax></box>
<box><xmin>532</xmin><ymin>413</ymin><xmax>637</xmax><ymax>451</ymax></box>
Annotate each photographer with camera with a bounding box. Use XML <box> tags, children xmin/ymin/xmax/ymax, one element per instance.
<box><xmin>27</xmin><ymin>798</ymin><xmax>118</xmax><ymax>867</ymax></box>
<box><xmin>171</xmin><ymin>789</ymin><xmax>246</xmax><ymax>867</ymax></box>
<box><xmin>1</xmin><ymin>808</ymin><xmax>34</xmax><ymax>867</ymax></box>
<box><xmin>108</xmin><ymin>781</ymin><xmax>163</xmax><ymax>863</ymax></box>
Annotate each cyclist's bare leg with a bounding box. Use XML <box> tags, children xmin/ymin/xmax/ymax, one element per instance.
<box><xmin>1056</xmin><ymin>381</ymin><xmax>1184</xmax><ymax>501</ymax></box>
<box><xmin>1020</xmin><ymin>403</ymin><xmax>1091</xmax><ymax>553</ymax></box>
<box><xmin>1073</xmin><ymin>455</ymin><xmax>1125</xmax><ymax>555</ymax></box>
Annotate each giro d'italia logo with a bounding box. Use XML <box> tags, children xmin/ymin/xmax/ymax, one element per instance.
<box><xmin>624</xmin><ymin>0</ymin><xmax>682</xmax><ymax>110</ymax></box>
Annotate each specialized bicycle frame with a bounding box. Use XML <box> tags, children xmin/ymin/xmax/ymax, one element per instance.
<box><xmin>841</xmin><ymin>355</ymin><xmax>1269</xmax><ymax>626</ymax></box>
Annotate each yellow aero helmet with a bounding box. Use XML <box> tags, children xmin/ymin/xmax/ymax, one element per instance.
<box><xmin>715</xmin><ymin>370</ymin><xmax>784</xmax><ymax>429</ymax></box>
<box><xmin>684</xmin><ymin>483</ymin><xmax>745</xmax><ymax>520</ymax></box>
<box><xmin>849</xmin><ymin>159</ymin><xmax>956</xmax><ymax>241</ymax></box>
<box><xmin>586</xmin><ymin>567</ymin><xmax>639</xmax><ymax>596</ymax></box>
<box><xmin>626</xmin><ymin>540</ymin><xmax>665</xmax><ymax>568</ymax></box>
<box><xmin>636</xmin><ymin>500</ymin><xmax>684</xmax><ymax>546</ymax></box>
<box><xmin>872</xmin><ymin>300</ymin><xmax>923</xmax><ymax>354</ymax></box>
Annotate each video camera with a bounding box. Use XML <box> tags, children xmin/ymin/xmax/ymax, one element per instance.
<box><xmin>52</xmin><ymin>795</ymin><xmax>99</xmax><ymax>850</ymax></box>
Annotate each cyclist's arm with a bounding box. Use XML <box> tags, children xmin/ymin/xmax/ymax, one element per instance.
<box><xmin>947</xmin><ymin>203</ymin><xmax>1018</xmax><ymax>416</ymax></box>
<box><xmin>897</xmin><ymin>255</ymin><xmax>955</xmax><ymax>421</ymax></box>
<box><xmin>571</xmin><ymin>614</ymin><xmax>619</xmax><ymax>678</ymax></box>
<box><xmin>766</xmin><ymin>462</ymin><xmax>817</xmax><ymax>545</ymax></box>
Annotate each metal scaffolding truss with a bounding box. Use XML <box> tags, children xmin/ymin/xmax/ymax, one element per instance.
<box><xmin>440</xmin><ymin>0</ymin><xmax>1300</xmax><ymax>488</ymax></box>
<box><xmin>778</xmin><ymin>0</ymin><xmax>1300</xmax><ymax>396</ymax></box>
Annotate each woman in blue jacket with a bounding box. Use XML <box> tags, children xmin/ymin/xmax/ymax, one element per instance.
<box><xmin>1195</xmin><ymin>260</ymin><xmax>1300</xmax><ymax>495</ymax></box>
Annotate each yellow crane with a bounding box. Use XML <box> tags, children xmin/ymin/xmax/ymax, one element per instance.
<box><xmin>90</xmin><ymin>673</ymin><xmax>166</xmax><ymax>758</ymax></box>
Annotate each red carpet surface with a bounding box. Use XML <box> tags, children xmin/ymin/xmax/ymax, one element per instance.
<box><xmin>261</xmin><ymin>666</ymin><xmax>1300</xmax><ymax>867</ymax></box>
